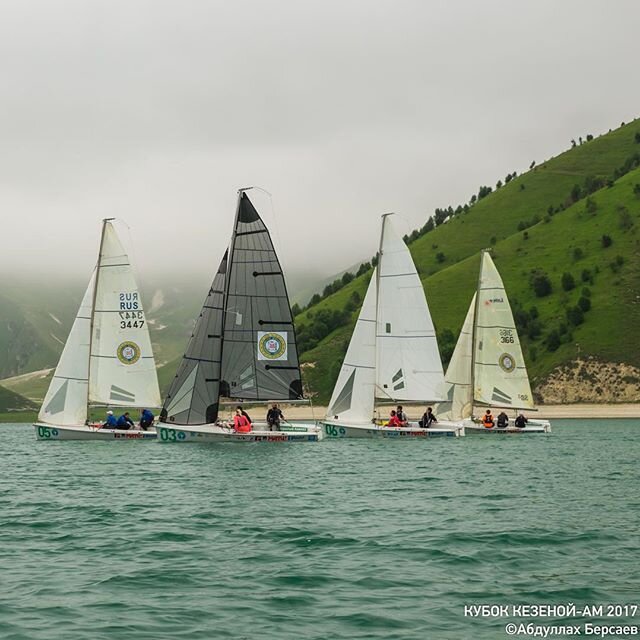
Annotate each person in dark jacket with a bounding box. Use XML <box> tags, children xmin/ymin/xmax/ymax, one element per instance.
<box><xmin>117</xmin><ymin>412</ymin><xmax>135</xmax><ymax>430</ymax></box>
<box><xmin>139</xmin><ymin>409</ymin><xmax>155</xmax><ymax>431</ymax></box>
<box><xmin>266</xmin><ymin>404</ymin><xmax>284</xmax><ymax>431</ymax></box>
<box><xmin>420</xmin><ymin>407</ymin><xmax>437</xmax><ymax>428</ymax></box>
<box><xmin>102</xmin><ymin>410</ymin><xmax>117</xmax><ymax>429</ymax></box>
<box><xmin>515</xmin><ymin>413</ymin><xmax>528</xmax><ymax>429</ymax></box>
<box><xmin>396</xmin><ymin>405</ymin><xmax>408</xmax><ymax>425</ymax></box>
<box><xmin>497</xmin><ymin>411</ymin><xmax>509</xmax><ymax>428</ymax></box>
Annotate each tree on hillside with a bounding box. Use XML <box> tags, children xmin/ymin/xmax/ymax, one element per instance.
<box><xmin>356</xmin><ymin>262</ymin><xmax>371</xmax><ymax>277</ymax></box>
<box><xmin>291</xmin><ymin>303</ymin><xmax>301</xmax><ymax>317</ymax></box>
<box><xmin>478</xmin><ymin>185</ymin><xmax>492</xmax><ymax>200</ymax></box>
<box><xmin>531</xmin><ymin>271</ymin><xmax>552</xmax><ymax>297</ymax></box>
<box><xmin>601</xmin><ymin>234</ymin><xmax>613</xmax><ymax>248</ymax></box>
<box><xmin>566</xmin><ymin>306</ymin><xmax>584</xmax><ymax>326</ymax></box>
<box><xmin>561</xmin><ymin>272</ymin><xmax>576</xmax><ymax>292</ymax></box>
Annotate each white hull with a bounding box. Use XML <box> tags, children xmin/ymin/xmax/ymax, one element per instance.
<box><xmin>157</xmin><ymin>422</ymin><xmax>322</xmax><ymax>443</ymax></box>
<box><xmin>320</xmin><ymin>420</ymin><xmax>464</xmax><ymax>439</ymax></box>
<box><xmin>34</xmin><ymin>422</ymin><xmax>157</xmax><ymax>441</ymax></box>
<box><xmin>464</xmin><ymin>418</ymin><xmax>551</xmax><ymax>434</ymax></box>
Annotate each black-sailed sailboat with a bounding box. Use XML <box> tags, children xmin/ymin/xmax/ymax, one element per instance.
<box><xmin>158</xmin><ymin>189</ymin><xmax>320</xmax><ymax>442</ymax></box>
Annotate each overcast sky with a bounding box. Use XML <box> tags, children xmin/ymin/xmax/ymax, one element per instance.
<box><xmin>1</xmin><ymin>0</ymin><xmax>638</xmax><ymax>293</ymax></box>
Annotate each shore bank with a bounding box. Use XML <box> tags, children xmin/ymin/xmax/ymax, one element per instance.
<box><xmin>3</xmin><ymin>404</ymin><xmax>639</xmax><ymax>424</ymax></box>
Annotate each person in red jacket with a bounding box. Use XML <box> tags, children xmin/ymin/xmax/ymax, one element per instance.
<box><xmin>387</xmin><ymin>410</ymin><xmax>402</xmax><ymax>427</ymax></box>
<box><xmin>233</xmin><ymin>408</ymin><xmax>252</xmax><ymax>433</ymax></box>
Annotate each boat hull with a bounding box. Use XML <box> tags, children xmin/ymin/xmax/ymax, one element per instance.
<box><xmin>157</xmin><ymin>422</ymin><xmax>321</xmax><ymax>443</ymax></box>
<box><xmin>464</xmin><ymin>418</ymin><xmax>551</xmax><ymax>434</ymax></box>
<box><xmin>33</xmin><ymin>423</ymin><xmax>157</xmax><ymax>441</ymax></box>
<box><xmin>320</xmin><ymin>420</ymin><xmax>464</xmax><ymax>439</ymax></box>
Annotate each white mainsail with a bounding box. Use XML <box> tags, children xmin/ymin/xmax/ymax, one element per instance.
<box><xmin>89</xmin><ymin>221</ymin><xmax>161</xmax><ymax>409</ymax></box>
<box><xmin>473</xmin><ymin>251</ymin><xmax>534</xmax><ymax>410</ymax></box>
<box><xmin>326</xmin><ymin>270</ymin><xmax>377</xmax><ymax>423</ymax></box>
<box><xmin>38</xmin><ymin>273</ymin><xmax>95</xmax><ymax>426</ymax></box>
<box><xmin>436</xmin><ymin>293</ymin><xmax>475</xmax><ymax>420</ymax></box>
<box><xmin>375</xmin><ymin>214</ymin><xmax>445</xmax><ymax>403</ymax></box>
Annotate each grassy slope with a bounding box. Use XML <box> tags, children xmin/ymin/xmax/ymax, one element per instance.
<box><xmin>298</xmin><ymin>120</ymin><xmax>640</xmax><ymax>403</ymax></box>
<box><xmin>0</xmin><ymin>384</ymin><xmax>37</xmax><ymax>413</ymax></box>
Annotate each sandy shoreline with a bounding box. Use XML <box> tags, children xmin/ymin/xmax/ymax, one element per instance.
<box><xmin>274</xmin><ymin>403</ymin><xmax>640</xmax><ymax>420</ymax></box>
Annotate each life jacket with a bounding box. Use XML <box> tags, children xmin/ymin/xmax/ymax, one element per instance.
<box><xmin>234</xmin><ymin>414</ymin><xmax>252</xmax><ymax>433</ymax></box>
<box><xmin>387</xmin><ymin>415</ymin><xmax>402</xmax><ymax>427</ymax></box>
<box><xmin>483</xmin><ymin>414</ymin><xmax>494</xmax><ymax>428</ymax></box>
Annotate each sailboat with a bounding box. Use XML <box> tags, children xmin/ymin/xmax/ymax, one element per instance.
<box><xmin>157</xmin><ymin>189</ymin><xmax>321</xmax><ymax>443</ymax></box>
<box><xmin>34</xmin><ymin>219</ymin><xmax>161</xmax><ymax>440</ymax></box>
<box><xmin>320</xmin><ymin>214</ymin><xmax>464</xmax><ymax>438</ymax></box>
<box><xmin>436</xmin><ymin>250</ymin><xmax>550</xmax><ymax>434</ymax></box>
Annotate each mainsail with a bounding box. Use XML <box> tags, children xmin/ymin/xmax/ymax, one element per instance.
<box><xmin>375</xmin><ymin>214</ymin><xmax>445</xmax><ymax>403</ymax></box>
<box><xmin>326</xmin><ymin>271</ymin><xmax>377</xmax><ymax>423</ymax></box>
<box><xmin>473</xmin><ymin>251</ymin><xmax>534</xmax><ymax>409</ymax></box>
<box><xmin>89</xmin><ymin>221</ymin><xmax>161</xmax><ymax>409</ymax></box>
<box><xmin>162</xmin><ymin>190</ymin><xmax>304</xmax><ymax>425</ymax></box>
<box><xmin>39</xmin><ymin>219</ymin><xmax>161</xmax><ymax>426</ymax></box>
<box><xmin>435</xmin><ymin>293</ymin><xmax>475</xmax><ymax>420</ymax></box>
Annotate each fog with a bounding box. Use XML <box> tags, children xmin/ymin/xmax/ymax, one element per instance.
<box><xmin>0</xmin><ymin>0</ymin><xmax>638</xmax><ymax>295</ymax></box>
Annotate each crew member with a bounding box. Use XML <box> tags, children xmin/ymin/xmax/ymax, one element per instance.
<box><xmin>266</xmin><ymin>404</ymin><xmax>284</xmax><ymax>431</ymax></box>
<box><xmin>496</xmin><ymin>411</ymin><xmax>509</xmax><ymax>429</ymax></box>
<box><xmin>233</xmin><ymin>408</ymin><xmax>252</xmax><ymax>433</ymax></box>
<box><xmin>515</xmin><ymin>413</ymin><xmax>528</xmax><ymax>429</ymax></box>
<box><xmin>421</xmin><ymin>407</ymin><xmax>437</xmax><ymax>428</ymax></box>
<box><xmin>482</xmin><ymin>410</ymin><xmax>495</xmax><ymax>429</ymax></box>
<box><xmin>102</xmin><ymin>410</ymin><xmax>117</xmax><ymax>429</ymax></box>
<box><xmin>139</xmin><ymin>408</ymin><xmax>155</xmax><ymax>431</ymax></box>
<box><xmin>117</xmin><ymin>412</ymin><xmax>135</xmax><ymax>430</ymax></box>
<box><xmin>387</xmin><ymin>410</ymin><xmax>402</xmax><ymax>427</ymax></box>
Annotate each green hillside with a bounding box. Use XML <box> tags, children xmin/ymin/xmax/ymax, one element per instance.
<box><xmin>296</xmin><ymin>119</ymin><xmax>640</xmax><ymax>403</ymax></box>
<box><xmin>0</xmin><ymin>384</ymin><xmax>37</xmax><ymax>412</ymax></box>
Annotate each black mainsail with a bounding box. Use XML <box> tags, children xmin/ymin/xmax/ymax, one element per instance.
<box><xmin>161</xmin><ymin>190</ymin><xmax>303</xmax><ymax>425</ymax></box>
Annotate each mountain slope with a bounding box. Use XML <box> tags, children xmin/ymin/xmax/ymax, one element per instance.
<box><xmin>296</xmin><ymin>119</ymin><xmax>640</xmax><ymax>403</ymax></box>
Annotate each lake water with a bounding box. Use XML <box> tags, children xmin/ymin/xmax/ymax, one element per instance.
<box><xmin>1</xmin><ymin>420</ymin><xmax>639</xmax><ymax>639</ymax></box>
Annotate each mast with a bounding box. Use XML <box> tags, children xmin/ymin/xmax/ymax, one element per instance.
<box><xmin>469</xmin><ymin>249</ymin><xmax>484</xmax><ymax>413</ymax></box>
<box><xmin>216</xmin><ymin>190</ymin><xmax>244</xmax><ymax>409</ymax></box>
<box><xmin>373</xmin><ymin>213</ymin><xmax>392</xmax><ymax>405</ymax></box>
<box><xmin>86</xmin><ymin>218</ymin><xmax>112</xmax><ymax>422</ymax></box>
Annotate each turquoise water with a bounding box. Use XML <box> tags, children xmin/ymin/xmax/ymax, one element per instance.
<box><xmin>1</xmin><ymin>420</ymin><xmax>639</xmax><ymax>639</ymax></box>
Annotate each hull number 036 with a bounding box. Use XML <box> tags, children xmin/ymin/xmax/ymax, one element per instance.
<box><xmin>159</xmin><ymin>428</ymin><xmax>186</xmax><ymax>442</ymax></box>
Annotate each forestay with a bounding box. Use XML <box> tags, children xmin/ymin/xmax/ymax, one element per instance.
<box><xmin>436</xmin><ymin>294</ymin><xmax>475</xmax><ymax>420</ymax></box>
<box><xmin>88</xmin><ymin>221</ymin><xmax>161</xmax><ymax>409</ymax></box>
<box><xmin>38</xmin><ymin>273</ymin><xmax>95</xmax><ymax>426</ymax></box>
<box><xmin>473</xmin><ymin>252</ymin><xmax>534</xmax><ymax>409</ymax></box>
<box><xmin>375</xmin><ymin>215</ymin><xmax>445</xmax><ymax>403</ymax></box>
<box><xmin>162</xmin><ymin>253</ymin><xmax>227</xmax><ymax>425</ymax></box>
<box><xmin>326</xmin><ymin>271</ymin><xmax>377</xmax><ymax>423</ymax></box>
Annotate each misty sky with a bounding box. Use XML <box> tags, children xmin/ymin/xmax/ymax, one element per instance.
<box><xmin>1</xmin><ymin>0</ymin><xmax>639</xmax><ymax>294</ymax></box>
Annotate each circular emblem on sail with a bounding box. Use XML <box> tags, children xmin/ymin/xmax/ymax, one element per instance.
<box><xmin>258</xmin><ymin>332</ymin><xmax>287</xmax><ymax>360</ymax></box>
<box><xmin>498</xmin><ymin>352</ymin><xmax>516</xmax><ymax>373</ymax></box>
<box><xmin>117</xmin><ymin>341</ymin><xmax>141</xmax><ymax>365</ymax></box>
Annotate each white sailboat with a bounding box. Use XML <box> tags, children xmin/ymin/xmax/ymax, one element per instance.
<box><xmin>34</xmin><ymin>219</ymin><xmax>161</xmax><ymax>440</ymax></box>
<box><xmin>436</xmin><ymin>250</ymin><xmax>550</xmax><ymax>434</ymax></box>
<box><xmin>320</xmin><ymin>214</ymin><xmax>464</xmax><ymax>438</ymax></box>
<box><xmin>157</xmin><ymin>189</ymin><xmax>321</xmax><ymax>443</ymax></box>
